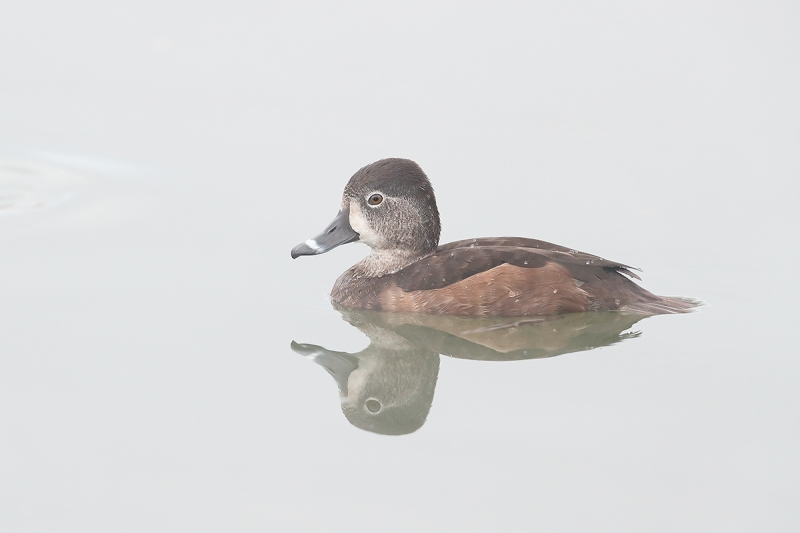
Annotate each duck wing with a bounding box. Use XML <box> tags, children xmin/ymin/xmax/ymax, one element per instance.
<box><xmin>446</xmin><ymin>238</ymin><xmax>641</xmax><ymax>278</ymax></box>
<box><xmin>363</xmin><ymin>238</ymin><xmax>698</xmax><ymax>316</ymax></box>
<box><xmin>396</xmin><ymin>237</ymin><xmax>641</xmax><ymax>293</ymax></box>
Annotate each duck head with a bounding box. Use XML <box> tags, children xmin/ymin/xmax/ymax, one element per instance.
<box><xmin>291</xmin><ymin>158</ymin><xmax>441</xmax><ymax>262</ymax></box>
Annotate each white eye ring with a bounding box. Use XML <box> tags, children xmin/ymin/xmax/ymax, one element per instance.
<box><xmin>367</xmin><ymin>193</ymin><xmax>384</xmax><ymax>206</ymax></box>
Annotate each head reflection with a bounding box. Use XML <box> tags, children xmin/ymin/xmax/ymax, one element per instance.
<box><xmin>291</xmin><ymin>327</ymin><xmax>438</xmax><ymax>436</ymax></box>
<box><xmin>292</xmin><ymin>306</ymin><xmax>648</xmax><ymax>435</ymax></box>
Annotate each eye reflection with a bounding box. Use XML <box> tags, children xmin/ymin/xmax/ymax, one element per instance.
<box><xmin>365</xmin><ymin>399</ymin><xmax>382</xmax><ymax>413</ymax></box>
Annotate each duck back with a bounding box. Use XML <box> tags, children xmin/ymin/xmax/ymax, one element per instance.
<box><xmin>332</xmin><ymin>238</ymin><xmax>699</xmax><ymax>316</ymax></box>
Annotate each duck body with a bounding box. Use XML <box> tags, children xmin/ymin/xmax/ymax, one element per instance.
<box><xmin>292</xmin><ymin>159</ymin><xmax>698</xmax><ymax>317</ymax></box>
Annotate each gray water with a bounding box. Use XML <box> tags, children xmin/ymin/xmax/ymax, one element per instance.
<box><xmin>1</xmin><ymin>2</ymin><xmax>798</xmax><ymax>531</ymax></box>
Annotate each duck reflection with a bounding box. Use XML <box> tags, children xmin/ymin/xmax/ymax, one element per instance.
<box><xmin>292</xmin><ymin>306</ymin><xmax>648</xmax><ymax>435</ymax></box>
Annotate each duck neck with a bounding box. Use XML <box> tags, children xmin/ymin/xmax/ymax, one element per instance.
<box><xmin>352</xmin><ymin>248</ymin><xmax>431</xmax><ymax>278</ymax></box>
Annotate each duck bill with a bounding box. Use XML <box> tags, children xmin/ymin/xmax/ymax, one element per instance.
<box><xmin>291</xmin><ymin>208</ymin><xmax>360</xmax><ymax>258</ymax></box>
<box><xmin>290</xmin><ymin>341</ymin><xmax>359</xmax><ymax>396</ymax></box>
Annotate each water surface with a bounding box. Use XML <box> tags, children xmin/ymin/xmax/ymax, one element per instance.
<box><xmin>1</xmin><ymin>2</ymin><xmax>798</xmax><ymax>532</ymax></box>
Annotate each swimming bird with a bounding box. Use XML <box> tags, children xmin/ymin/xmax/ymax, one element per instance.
<box><xmin>291</xmin><ymin>158</ymin><xmax>698</xmax><ymax>316</ymax></box>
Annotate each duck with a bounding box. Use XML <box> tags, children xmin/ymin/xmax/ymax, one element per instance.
<box><xmin>291</xmin><ymin>158</ymin><xmax>699</xmax><ymax>316</ymax></box>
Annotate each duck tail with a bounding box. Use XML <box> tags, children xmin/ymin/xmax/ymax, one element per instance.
<box><xmin>621</xmin><ymin>296</ymin><xmax>703</xmax><ymax>315</ymax></box>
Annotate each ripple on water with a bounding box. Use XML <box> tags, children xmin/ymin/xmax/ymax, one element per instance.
<box><xmin>0</xmin><ymin>153</ymin><xmax>149</xmax><ymax>234</ymax></box>
<box><xmin>0</xmin><ymin>159</ymin><xmax>81</xmax><ymax>216</ymax></box>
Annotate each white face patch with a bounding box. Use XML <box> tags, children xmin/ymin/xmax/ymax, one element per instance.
<box><xmin>349</xmin><ymin>200</ymin><xmax>385</xmax><ymax>248</ymax></box>
<box><xmin>345</xmin><ymin>356</ymin><xmax>379</xmax><ymax>404</ymax></box>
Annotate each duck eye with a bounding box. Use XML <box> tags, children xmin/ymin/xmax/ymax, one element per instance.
<box><xmin>367</xmin><ymin>193</ymin><xmax>383</xmax><ymax>206</ymax></box>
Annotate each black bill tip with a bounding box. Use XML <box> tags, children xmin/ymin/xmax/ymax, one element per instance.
<box><xmin>291</xmin><ymin>240</ymin><xmax>319</xmax><ymax>259</ymax></box>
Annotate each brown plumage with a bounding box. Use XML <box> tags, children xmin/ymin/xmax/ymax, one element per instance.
<box><xmin>292</xmin><ymin>159</ymin><xmax>700</xmax><ymax>317</ymax></box>
<box><xmin>331</xmin><ymin>237</ymin><xmax>697</xmax><ymax>316</ymax></box>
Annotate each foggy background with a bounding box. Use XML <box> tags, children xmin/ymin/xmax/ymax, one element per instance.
<box><xmin>1</xmin><ymin>2</ymin><xmax>798</xmax><ymax>531</ymax></box>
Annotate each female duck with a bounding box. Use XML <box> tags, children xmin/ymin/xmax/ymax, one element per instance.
<box><xmin>291</xmin><ymin>158</ymin><xmax>697</xmax><ymax>316</ymax></box>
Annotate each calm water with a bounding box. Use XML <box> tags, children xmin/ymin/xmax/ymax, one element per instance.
<box><xmin>1</xmin><ymin>2</ymin><xmax>798</xmax><ymax>531</ymax></box>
